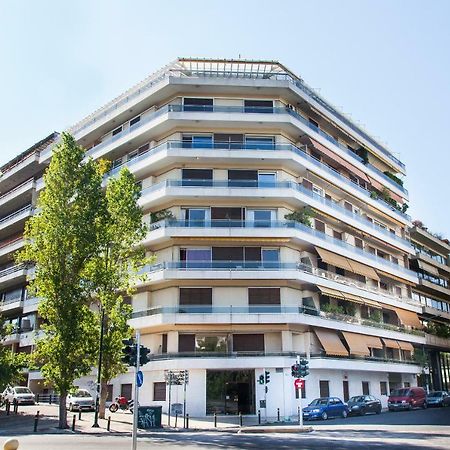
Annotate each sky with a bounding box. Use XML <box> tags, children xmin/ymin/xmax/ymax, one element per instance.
<box><xmin>0</xmin><ymin>0</ymin><xmax>449</xmax><ymax>237</ymax></box>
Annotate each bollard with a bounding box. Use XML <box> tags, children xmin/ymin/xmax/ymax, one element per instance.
<box><xmin>33</xmin><ymin>411</ymin><xmax>40</xmax><ymax>432</ymax></box>
<box><xmin>258</xmin><ymin>410</ymin><xmax>261</xmax><ymax>425</ymax></box>
<box><xmin>3</xmin><ymin>438</ymin><xmax>19</xmax><ymax>450</ymax></box>
<box><xmin>13</xmin><ymin>402</ymin><xmax>18</xmax><ymax>415</ymax></box>
<box><xmin>277</xmin><ymin>408</ymin><xmax>280</xmax><ymax>422</ymax></box>
<box><xmin>186</xmin><ymin>413</ymin><xmax>189</xmax><ymax>429</ymax></box>
<box><xmin>239</xmin><ymin>412</ymin><xmax>243</xmax><ymax>427</ymax></box>
<box><xmin>36</xmin><ymin>394</ymin><xmax>40</xmax><ymax>404</ymax></box>
<box><xmin>6</xmin><ymin>402</ymin><xmax>10</xmax><ymax>416</ymax></box>
<box><xmin>78</xmin><ymin>409</ymin><xmax>82</xmax><ymax>421</ymax></box>
<box><xmin>175</xmin><ymin>412</ymin><xmax>178</xmax><ymax>428</ymax></box>
<box><xmin>298</xmin><ymin>406</ymin><xmax>300</xmax><ymax>424</ymax></box>
<box><xmin>72</xmin><ymin>414</ymin><xmax>76</xmax><ymax>432</ymax></box>
<box><xmin>49</xmin><ymin>394</ymin><xmax>52</xmax><ymax>404</ymax></box>
<box><xmin>107</xmin><ymin>416</ymin><xmax>111</xmax><ymax>432</ymax></box>
<box><xmin>214</xmin><ymin>412</ymin><xmax>217</xmax><ymax>428</ymax></box>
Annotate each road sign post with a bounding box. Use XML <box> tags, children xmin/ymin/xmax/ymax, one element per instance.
<box><xmin>132</xmin><ymin>331</ymin><xmax>140</xmax><ymax>450</ymax></box>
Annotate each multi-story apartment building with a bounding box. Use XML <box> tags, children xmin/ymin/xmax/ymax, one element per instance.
<box><xmin>409</xmin><ymin>222</ymin><xmax>450</xmax><ymax>391</ymax></box>
<box><xmin>0</xmin><ymin>58</ymin><xmax>431</xmax><ymax>416</ymax></box>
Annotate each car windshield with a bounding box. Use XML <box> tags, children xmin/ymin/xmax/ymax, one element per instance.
<box><xmin>309</xmin><ymin>398</ymin><xmax>328</xmax><ymax>406</ymax></box>
<box><xmin>390</xmin><ymin>389</ymin><xmax>409</xmax><ymax>397</ymax></box>
<box><xmin>349</xmin><ymin>396</ymin><xmax>365</xmax><ymax>402</ymax></box>
<box><xmin>74</xmin><ymin>390</ymin><xmax>91</xmax><ymax>397</ymax></box>
<box><xmin>15</xmin><ymin>388</ymin><xmax>32</xmax><ymax>394</ymax></box>
<box><xmin>427</xmin><ymin>392</ymin><xmax>443</xmax><ymax>397</ymax></box>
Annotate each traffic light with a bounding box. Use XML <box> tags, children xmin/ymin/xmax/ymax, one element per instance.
<box><xmin>291</xmin><ymin>363</ymin><xmax>300</xmax><ymax>378</ymax></box>
<box><xmin>258</xmin><ymin>374</ymin><xmax>265</xmax><ymax>385</ymax></box>
<box><xmin>122</xmin><ymin>338</ymin><xmax>137</xmax><ymax>366</ymax></box>
<box><xmin>299</xmin><ymin>359</ymin><xmax>310</xmax><ymax>378</ymax></box>
<box><xmin>139</xmin><ymin>345</ymin><xmax>151</xmax><ymax>366</ymax></box>
<box><xmin>265</xmin><ymin>370</ymin><xmax>270</xmax><ymax>384</ymax></box>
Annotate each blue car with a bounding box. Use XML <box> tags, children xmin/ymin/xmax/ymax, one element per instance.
<box><xmin>303</xmin><ymin>397</ymin><xmax>348</xmax><ymax>420</ymax></box>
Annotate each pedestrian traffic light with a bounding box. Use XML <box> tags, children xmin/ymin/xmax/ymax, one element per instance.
<box><xmin>291</xmin><ymin>363</ymin><xmax>300</xmax><ymax>378</ymax></box>
<box><xmin>299</xmin><ymin>358</ymin><xmax>310</xmax><ymax>377</ymax></box>
<box><xmin>139</xmin><ymin>345</ymin><xmax>151</xmax><ymax>366</ymax></box>
<box><xmin>122</xmin><ymin>338</ymin><xmax>137</xmax><ymax>366</ymax></box>
<box><xmin>258</xmin><ymin>374</ymin><xmax>265</xmax><ymax>385</ymax></box>
<box><xmin>265</xmin><ymin>370</ymin><xmax>270</xmax><ymax>384</ymax></box>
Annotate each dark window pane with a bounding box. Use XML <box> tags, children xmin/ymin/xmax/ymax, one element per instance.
<box><xmin>228</xmin><ymin>170</ymin><xmax>258</xmax><ymax>187</ymax></box>
<box><xmin>179</xmin><ymin>334</ymin><xmax>195</xmax><ymax>352</ymax></box>
<box><xmin>214</xmin><ymin>134</ymin><xmax>243</xmax><ymax>149</ymax></box>
<box><xmin>179</xmin><ymin>288</ymin><xmax>212</xmax><ymax>305</ymax></box>
<box><xmin>184</xmin><ymin>98</ymin><xmax>213</xmax><ymax>112</ymax></box>
<box><xmin>248</xmin><ymin>288</ymin><xmax>280</xmax><ymax>305</ymax></box>
<box><xmin>315</xmin><ymin>220</ymin><xmax>326</xmax><ymax>233</ymax></box>
<box><xmin>319</xmin><ymin>380</ymin><xmax>329</xmax><ymax>398</ymax></box>
<box><xmin>153</xmin><ymin>382</ymin><xmax>166</xmax><ymax>401</ymax></box>
<box><xmin>212</xmin><ymin>247</ymin><xmax>244</xmax><ymax>262</ymax></box>
<box><xmin>130</xmin><ymin>116</ymin><xmax>141</xmax><ymax>126</ymax></box>
<box><xmin>121</xmin><ymin>384</ymin><xmax>132</xmax><ymax>400</ymax></box>
<box><xmin>244</xmin><ymin>100</ymin><xmax>273</xmax><ymax>113</ymax></box>
<box><xmin>244</xmin><ymin>247</ymin><xmax>261</xmax><ymax>261</ymax></box>
<box><xmin>233</xmin><ymin>334</ymin><xmax>264</xmax><ymax>352</ymax></box>
<box><xmin>182</xmin><ymin>169</ymin><xmax>213</xmax><ymax>186</ymax></box>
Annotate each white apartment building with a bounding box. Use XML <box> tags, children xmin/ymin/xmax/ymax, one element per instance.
<box><xmin>2</xmin><ymin>58</ymin><xmax>443</xmax><ymax>417</ymax></box>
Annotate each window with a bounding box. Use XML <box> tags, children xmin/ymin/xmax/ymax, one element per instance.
<box><xmin>130</xmin><ymin>116</ymin><xmax>141</xmax><ymax>126</ymax></box>
<box><xmin>262</xmin><ymin>248</ymin><xmax>279</xmax><ymax>268</ymax></box>
<box><xmin>183</xmin><ymin>97</ymin><xmax>213</xmax><ymax>112</ymax></box>
<box><xmin>228</xmin><ymin>169</ymin><xmax>258</xmax><ymax>187</ymax></box>
<box><xmin>184</xmin><ymin>208</ymin><xmax>209</xmax><ymax>226</ymax></box>
<box><xmin>248</xmin><ymin>288</ymin><xmax>280</xmax><ymax>305</ymax></box>
<box><xmin>247</xmin><ymin>209</ymin><xmax>275</xmax><ymax>227</ymax></box>
<box><xmin>362</xmin><ymin>381</ymin><xmax>370</xmax><ymax>395</ymax></box>
<box><xmin>343</xmin><ymin>380</ymin><xmax>349</xmax><ymax>402</ymax></box>
<box><xmin>258</xmin><ymin>172</ymin><xmax>276</xmax><ymax>186</ymax></box>
<box><xmin>309</xmin><ymin>118</ymin><xmax>319</xmax><ymax>129</ymax></box>
<box><xmin>182</xmin><ymin>169</ymin><xmax>213</xmax><ymax>186</ymax></box>
<box><xmin>178</xmin><ymin>334</ymin><xmax>195</xmax><ymax>352</ymax></box>
<box><xmin>112</xmin><ymin>157</ymin><xmax>122</xmax><ymax>169</ymax></box>
<box><xmin>211</xmin><ymin>207</ymin><xmax>244</xmax><ymax>226</ymax></box>
<box><xmin>162</xmin><ymin>334</ymin><xmax>167</xmax><ymax>354</ymax></box>
<box><xmin>233</xmin><ymin>334</ymin><xmax>264</xmax><ymax>352</ymax></box>
<box><xmin>344</xmin><ymin>201</ymin><xmax>353</xmax><ymax>212</ymax></box>
<box><xmin>312</xmin><ymin>185</ymin><xmax>324</xmax><ymax>197</ymax></box>
<box><xmin>354</xmin><ymin>238</ymin><xmax>363</xmax><ymax>249</ymax></box>
<box><xmin>391</xmin><ymin>256</ymin><xmax>399</xmax><ymax>265</ymax></box>
<box><xmin>180</xmin><ymin>248</ymin><xmax>212</xmax><ymax>268</ymax></box>
<box><xmin>319</xmin><ymin>380</ymin><xmax>330</xmax><ymax>398</ymax></box>
<box><xmin>195</xmin><ymin>335</ymin><xmax>228</xmax><ymax>353</ymax></box>
<box><xmin>215</xmin><ymin>133</ymin><xmax>243</xmax><ymax>149</ymax></box>
<box><xmin>179</xmin><ymin>288</ymin><xmax>212</xmax><ymax>306</ymax></box>
<box><xmin>244</xmin><ymin>100</ymin><xmax>273</xmax><ymax>113</ymax></box>
<box><xmin>212</xmin><ymin>247</ymin><xmax>244</xmax><ymax>262</ymax></box>
<box><xmin>245</xmin><ymin>136</ymin><xmax>275</xmax><ymax>150</ymax></box>
<box><xmin>333</xmin><ymin>230</ymin><xmax>343</xmax><ymax>241</ymax></box>
<box><xmin>121</xmin><ymin>383</ymin><xmax>132</xmax><ymax>400</ymax></box>
<box><xmin>302</xmin><ymin>179</ymin><xmax>313</xmax><ymax>190</ymax></box>
<box><xmin>315</xmin><ymin>219</ymin><xmax>326</xmax><ymax>233</ymax></box>
<box><xmin>153</xmin><ymin>382</ymin><xmax>166</xmax><ymax>401</ymax></box>
<box><xmin>112</xmin><ymin>126</ymin><xmax>122</xmax><ymax>136</ymax></box>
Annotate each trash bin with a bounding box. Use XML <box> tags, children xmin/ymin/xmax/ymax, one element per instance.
<box><xmin>138</xmin><ymin>406</ymin><xmax>162</xmax><ymax>429</ymax></box>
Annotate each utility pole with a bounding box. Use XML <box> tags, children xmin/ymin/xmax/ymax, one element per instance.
<box><xmin>132</xmin><ymin>331</ymin><xmax>140</xmax><ymax>450</ymax></box>
<box><xmin>297</xmin><ymin>355</ymin><xmax>303</xmax><ymax>428</ymax></box>
<box><xmin>92</xmin><ymin>307</ymin><xmax>105</xmax><ymax>428</ymax></box>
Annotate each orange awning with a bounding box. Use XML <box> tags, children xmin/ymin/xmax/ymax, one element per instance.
<box><xmin>301</xmin><ymin>136</ymin><xmax>370</xmax><ymax>183</ymax></box>
<box><xmin>316</xmin><ymin>247</ymin><xmax>353</xmax><ymax>272</ymax></box>
<box><xmin>364</xmin><ymin>335</ymin><xmax>383</xmax><ymax>349</ymax></box>
<box><xmin>346</xmin><ymin>259</ymin><xmax>380</xmax><ymax>281</ymax></box>
<box><xmin>382</xmin><ymin>338</ymin><xmax>400</xmax><ymax>349</ymax></box>
<box><xmin>342</xmin><ymin>332</ymin><xmax>370</xmax><ymax>356</ymax></box>
<box><xmin>397</xmin><ymin>340</ymin><xmax>414</xmax><ymax>352</ymax></box>
<box><xmin>394</xmin><ymin>308</ymin><xmax>423</xmax><ymax>329</ymax></box>
<box><xmin>314</xmin><ymin>329</ymin><xmax>349</xmax><ymax>356</ymax></box>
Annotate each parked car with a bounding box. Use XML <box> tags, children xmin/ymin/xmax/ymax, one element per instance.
<box><xmin>388</xmin><ymin>387</ymin><xmax>427</xmax><ymax>411</ymax></box>
<box><xmin>426</xmin><ymin>391</ymin><xmax>450</xmax><ymax>407</ymax></box>
<box><xmin>66</xmin><ymin>389</ymin><xmax>95</xmax><ymax>412</ymax></box>
<box><xmin>2</xmin><ymin>386</ymin><xmax>36</xmax><ymax>405</ymax></box>
<box><xmin>303</xmin><ymin>397</ymin><xmax>348</xmax><ymax>420</ymax></box>
<box><xmin>347</xmin><ymin>395</ymin><xmax>382</xmax><ymax>416</ymax></box>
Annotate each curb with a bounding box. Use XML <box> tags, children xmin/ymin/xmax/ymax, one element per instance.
<box><xmin>238</xmin><ymin>425</ymin><xmax>314</xmax><ymax>434</ymax></box>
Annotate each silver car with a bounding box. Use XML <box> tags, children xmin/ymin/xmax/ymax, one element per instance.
<box><xmin>426</xmin><ymin>391</ymin><xmax>450</xmax><ymax>407</ymax></box>
<box><xmin>66</xmin><ymin>389</ymin><xmax>95</xmax><ymax>411</ymax></box>
<box><xmin>2</xmin><ymin>386</ymin><xmax>36</xmax><ymax>405</ymax></box>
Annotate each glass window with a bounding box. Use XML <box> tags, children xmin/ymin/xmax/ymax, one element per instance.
<box><xmin>247</xmin><ymin>209</ymin><xmax>275</xmax><ymax>227</ymax></box>
<box><xmin>192</xmin><ymin>135</ymin><xmax>213</xmax><ymax>149</ymax></box>
<box><xmin>262</xmin><ymin>249</ymin><xmax>279</xmax><ymax>268</ymax></box>
<box><xmin>245</xmin><ymin>136</ymin><xmax>275</xmax><ymax>150</ymax></box>
<box><xmin>258</xmin><ymin>172</ymin><xmax>276</xmax><ymax>186</ymax></box>
<box><xmin>130</xmin><ymin>116</ymin><xmax>141</xmax><ymax>127</ymax></box>
<box><xmin>183</xmin><ymin>98</ymin><xmax>213</xmax><ymax>112</ymax></box>
<box><xmin>244</xmin><ymin>100</ymin><xmax>273</xmax><ymax>113</ymax></box>
<box><xmin>184</xmin><ymin>208</ymin><xmax>209</xmax><ymax>226</ymax></box>
<box><xmin>112</xmin><ymin>126</ymin><xmax>122</xmax><ymax>136</ymax></box>
<box><xmin>195</xmin><ymin>336</ymin><xmax>228</xmax><ymax>353</ymax></box>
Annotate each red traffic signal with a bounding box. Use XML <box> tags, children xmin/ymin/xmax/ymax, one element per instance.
<box><xmin>294</xmin><ymin>378</ymin><xmax>304</xmax><ymax>390</ymax></box>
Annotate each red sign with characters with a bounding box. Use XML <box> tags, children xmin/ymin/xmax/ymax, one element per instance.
<box><xmin>294</xmin><ymin>378</ymin><xmax>304</xmax><ymax>390</ymax></box>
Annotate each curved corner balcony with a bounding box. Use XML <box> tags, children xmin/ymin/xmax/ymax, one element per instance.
<box><xmin>89</xmin><ymin>104</ymin><xmax>407</xmax><ymax>200</ymax></box>
<box><xmin>140</xmin><ymin>180</ymin><xmax>412</xmax><ymax>252</ymax></box>
<box><xmin>110</xmin><ymin>140</ymin><xmax>409</xmax><ymax>222</ymax></box>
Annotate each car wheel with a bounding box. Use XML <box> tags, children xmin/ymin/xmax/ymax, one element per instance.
<box><xmin>359</xmin><ymin>407</ymin><xmax>366</xmax><ymax>416</ymax></box>
<box><xmin>422</xmin><ymin>402</ymin><xmax>427</xmax><ymax>409</ymax></box>
<box><xmin>376</xmin><ymin>407</ymin><xmax>381</xmax><ymax>415</ymax></box>
<box><xmin>321</xmin><ymin>412</ymin><xmax>328</xmax><ymax>420</ymax></box>
<box><xmin>341</xmin><ymin>410</ymin><xmax>348</xmax><ymax>418</ymax></box>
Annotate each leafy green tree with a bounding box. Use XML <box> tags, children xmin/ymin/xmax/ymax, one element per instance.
<box><xmin>0</xmin><ymin>317</ymin><xmax>28</xmax><ymax>390</ymax></box>
<box><xmin>86</xmin><ymin>167</ymin><xmax>149</xmax><ymax>418</ymax></box>
<box><xmin>16</xmin><ymin>133</ymin><xmax>104</xmax><ymax>428</ymax></box>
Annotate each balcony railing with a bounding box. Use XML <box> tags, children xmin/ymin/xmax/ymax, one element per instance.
<box><xmin>131</xmin><ymin>304</ymin><xmax>424</xmax><ymax>337</ymax></box>
<box><xmin>0</xmin><ymin>264</ymin><xmax>27</xmax><ymax>279</ymax></box>
<box><xmin>71</xmin><ymin>67</ymin><xmax>405</xmax><ymax>172</ymax></box>
<box><xmin>143</xmin><ymin>179</ymin><xmax>411</xmax><ymax>250</ymax></box>
<box><xmin>110</xmin><ymin>140</ymin><xmax>408</xmax><ymax>218</ymax></box>
<box><xmin>0</xmin><ymin>295</ymin><xmax>23</xmax><ymax>306</ymax></box>
<box><xmin>88</xmin><ymin>103</ymin><xmax>407</xmax><ymax>197</ymax></box>
<box><xmin>0</xmin><ymin>205</ymin><xmax>33</xmax><ymax>226</ymax></box>
<box><xmin>0</xmin><ymin>178</ymin><xmax>34</xmax><ymax>202</ymax></box>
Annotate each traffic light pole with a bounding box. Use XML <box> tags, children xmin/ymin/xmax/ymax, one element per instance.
<box><xmin>297</xmin><ymin>355</ymin><xmax>303</xmax><ymax>428</ymax></box>
<box><xmin>132</xmin><ymin>331</ymin><xmax>140</xmax><ymax>450</ymax></box>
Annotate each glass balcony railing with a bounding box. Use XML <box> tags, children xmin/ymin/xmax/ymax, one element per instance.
<box><xmin>142</xmin><ymin>180</ymin><xmax>411</xmax><ymax>244</ymax></box>
<box><xmin>131</xmin><ymin>304</ymin><xmax>423</xmax><ymax>338</ymax></box>
<box><xmin>89</xmin><ymin>102</ymin><xmax>407</xmax><ymax>196</ymax></box>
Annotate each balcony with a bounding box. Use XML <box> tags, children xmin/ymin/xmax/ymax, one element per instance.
<box><xmin>70</xmin><ymin>63</ymin><xmax>405</xmax><ymax>173</ymax></box>
<box><xmin>0</xmin><ymin>178</ymin><xmax>34</xmax><ymax>210</ymax></box>
<box><xmin>0</xmin><ymin>236</ymin><xmax>24</xmax><ymax>260</ymax></box>
<box><xmin>148</xmin><ymin>218</ymin><xmax>413</xmax><ymax>273</ymax></box>
<box><xmin>425</xmin><ymin>333</ymin><xmax>450</xmax><ymax>349</ymax></box>
<box><xmin>110</xmin><ymin>140</ymin><xmax>409</xmax><ymax>222</ymax></box>
<box><xmin>0</xmin><ymin>205</ymin><xmax>33</xmax><ymax>235</ymax></box>
<box><xmin>0</xmin><ymin>264</ymin><xmax>28</xmax><ymax>288</ymax></box>
<box><xmin>87</xmin><ymin>104</ymin><xmax>407</xmax><ymax>201</ymax></box>
<box><xmin>141</xmin><ymin>180</ymin><xmax>411</xmax><ymax>253</ymax></box>
<box><xmin>0</xmin><ymin>294</ymin><xmax>23</xmax><ymax>313</ymax></box>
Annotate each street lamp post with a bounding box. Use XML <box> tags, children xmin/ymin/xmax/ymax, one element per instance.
<box><xmin>92</xmin><ymin>307</ymin><xmax>105</xmax><ymax>428</ymax></box>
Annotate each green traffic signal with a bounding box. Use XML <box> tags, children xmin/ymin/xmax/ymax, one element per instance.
<box><xmin>265</xmin><ymin>370</ymin><xmax>270</xmax><ymax>383</ymax></box>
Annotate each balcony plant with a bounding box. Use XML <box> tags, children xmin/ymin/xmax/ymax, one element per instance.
<box><xmin>284</xmin><ymin>206</ymin><xmax>314</xmax><ymax>227</ymax></box>
<box><xmin>150</xmin><ymin>209</ymin><xmax>175</xmax><ymax>223</ymax></box>
<box><xmin>369</xmin><ymin>309</ymin><xmax>382</xmax><ymax>323</ymax></box>
<box><xmin>383</xmin><ymin>171</ymin><xmax>404</xmax><ymax>187</ymax></box>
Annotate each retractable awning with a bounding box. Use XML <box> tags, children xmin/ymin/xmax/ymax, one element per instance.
<box><xmin>394</xmin><ymin>308</ymin><xmax>423</xmax><ymax>329</ymax></box>
<box><xmin>316</xmin><ymin>247</ymin><xmax>353</xmax><ymax>272</ymax></box>
<box><xmin>417</xmin><ymin>260</ymin><xmax>440</xmax><ymax>276</ymax></box>
<box><xmin>318</xmin><ymin>286</ymin><xmax>345</xmax><ymax>299</ymax></box>
<box><xmin>347</xmin><ymin>259</ymin><xmax>380</xmax><ymax>281</ymax></box>
<box><xmin>397</xmin><ymin>340</ymin><xmax>414</xmax><ymax>352</ymax></box>
<box><xmin>342</xmin><ymin>332</ymin><xmax>370</xmax><ymax>356</ymax></box>
<box><xmin>364</xmin><ymin>335</ymin><xmax>383</xmax><ymax>349</ymax></box>
<box><xmin>377</xmin><ymin>269</ymin><xmax>416</xmax><ymax>286</ymax></box>
<box><xmin>382</xmin><ymin>338</ymin><xmax>400</xmax><ymax>349</ymax></box>
<box><xmin>314</xmin><ymin>329</ymin><xmax>349</xmax><ymax>356</ymax></box>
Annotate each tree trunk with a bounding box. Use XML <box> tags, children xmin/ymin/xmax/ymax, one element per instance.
<box><xmin>59</xmin><ymin>393</ymin><xmax>68</xmax><ymax>429</ymax></box>
<box><xmin>99</xmin><ymin>380</ymin><xmax>109</xmax><ymax>419</ymax></box>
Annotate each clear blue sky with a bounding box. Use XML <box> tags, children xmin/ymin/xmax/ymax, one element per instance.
<box><xmin>1</xmin><ymin>0</ymin><xmax>449</xmax><ymax>237</ymax></box>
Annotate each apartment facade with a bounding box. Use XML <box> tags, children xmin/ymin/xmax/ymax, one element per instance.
<box><xmin>409</xmin><ymin>223</ymin><xmax>450</xmax><ymax>391</ymax></box>
<box><xmin>0</xmin><ymin>58</ymin><xmax>439</xmax><ymax>416</ymax></box>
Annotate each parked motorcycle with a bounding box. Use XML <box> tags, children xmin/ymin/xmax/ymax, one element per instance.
<box><xmin>109</xmin><ymin>396</ymin><xmax>134</xmax><ymax>413</ymax></box>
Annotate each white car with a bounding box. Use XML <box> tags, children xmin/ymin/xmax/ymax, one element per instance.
<box><xmin>66</xmin><ymin>389</ymin><xmax>95</xmax><ymax>411</ymax></box>
<box><xmin>2</xmin><ymin>386</ymin><xmax>36</xmax><ymax>405</ymax></box>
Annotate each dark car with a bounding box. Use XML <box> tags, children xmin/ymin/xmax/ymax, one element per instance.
<box><xmin>347</xmin><ymin>395</ymin><xmax>382</xmax><ymax>416</ymax></box>
<box><xmin>303</xmin><ymin>397</ymin><xmax>348</xmax><ymax>421</ymax></box>
<box><xmin>388</xmin><ymin>387</ymin><xmax>427</xmax><ymax>411</ymax></box>
<box><xmin>426</xmin><ymin>391</ymin><xmax>450</xmax><ymax>407</ymax></box>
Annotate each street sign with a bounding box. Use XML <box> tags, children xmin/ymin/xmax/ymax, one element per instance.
<box><xmin>294</xmin><ymin>378</ymin><xmax>304</xmax><ymax>390</ymax></box>
<box><xmin>137</xmin><ymin>370</ymin><xmax>144</xmax><ymax>388</ymax></box>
